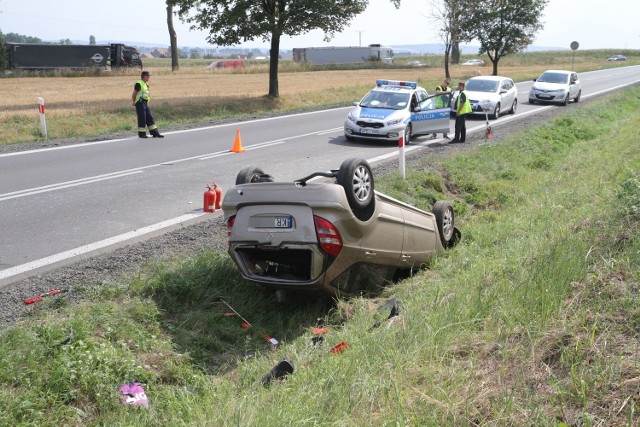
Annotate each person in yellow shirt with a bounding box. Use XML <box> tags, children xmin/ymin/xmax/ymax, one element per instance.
<box><xmin>431</xmin><ymin>78</ymin><xmax>452</xmax><ymax>139</ymax></box>
<box><xmin>452</xmin><ymin>81</ymin><xmax>471</xmax><ymax>143</ymax></box>
<box><xmin>131</xmin><ymin>71</ymin><xmax>164</xmax><ymax>139</ymax></box>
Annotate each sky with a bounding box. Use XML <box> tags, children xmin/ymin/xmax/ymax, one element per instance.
<box><xmin>0</xmin><ymin>0</ymin><xmax>638</xmax><ymax>51</ymax></box>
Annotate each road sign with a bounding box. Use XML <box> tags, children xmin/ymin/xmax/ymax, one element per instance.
<box><xmin>570</xmin><ymin>41</ymin><xmax>579</xmax><ymax>51</ymax></box>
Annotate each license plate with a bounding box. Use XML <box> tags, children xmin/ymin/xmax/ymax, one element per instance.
<box><xmin>273</xmin><ymin>216</ymin><xmax>291</xmax><ymax>228</ymax></box>
<box><xmin>361</xmin><ymin>128</ymin><xmax>379</xmax><ymax>134</ymax></box>
<box><xmin>250</xmin><ymin>215</ymin><xmax>292</xmax><ymax>228</ymax></box>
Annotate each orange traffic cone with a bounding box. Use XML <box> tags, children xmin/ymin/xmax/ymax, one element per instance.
<box><xmin>230</xmin><ymin>129</ymin><xmax>245</xmax><ymax>153</ymax></box>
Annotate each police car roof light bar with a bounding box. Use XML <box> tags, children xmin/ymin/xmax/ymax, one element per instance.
<box><xmin>376</xmin><ymin>79</ymin><xmax>417</xmax><ymax>89</ymax></box>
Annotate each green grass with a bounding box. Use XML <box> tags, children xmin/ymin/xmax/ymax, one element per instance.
<box><xmin>1</xmin><ymin>88</ymin><xmax>640</xmax><ymax>425</ymax></box>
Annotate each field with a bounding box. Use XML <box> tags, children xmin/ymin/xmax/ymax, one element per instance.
<box><xmin>0</xmin><ymin>49</ymin><xmax>637</xmax><ymax>145</ymax></box>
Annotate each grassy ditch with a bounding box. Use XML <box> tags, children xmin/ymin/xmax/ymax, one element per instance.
<box><xmin>1</xmin><ymin>89</ymin><xmax>640</xmax><ymax>425</ymax></box>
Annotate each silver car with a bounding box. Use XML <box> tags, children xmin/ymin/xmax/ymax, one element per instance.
<box><xmin>221</xmin><ymin>159</ymin><xmax>460</xmax><ymax>297</ymax></box>
<box><xmin>344</xmin><ymin>79</ymin><xmax>451</xmax><ymax>143</ymax></box>
<box><xmin>451</xmin><ymin>76</ymin><xmax>518</xmax><ymax>119</ymax></box>
<box><xmin>529</xmin><ymin>70</ymin><xmax>582</xmax><ymax>106</ymax></box>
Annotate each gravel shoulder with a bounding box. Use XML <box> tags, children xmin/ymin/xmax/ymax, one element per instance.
<box><xmin>0</xmin><ymin>98</ymin><xmax>601</xmax><ymax>332</ymax></box>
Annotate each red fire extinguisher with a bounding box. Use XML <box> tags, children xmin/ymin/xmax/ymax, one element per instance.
<box><xmin>211</xmin><ymin>181</ymin><xmax>223</xmax><ymax>210</ymax></box>
<box><xmin>204</xmin><ymin>184</ymin><xmax>217</xmax><ymax>213</ymax></box>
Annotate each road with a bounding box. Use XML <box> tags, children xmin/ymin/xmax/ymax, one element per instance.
<box><xmin>1</xmin><ymin>66</ymin><xmax>639</xmax><ymax>285</ymax></box>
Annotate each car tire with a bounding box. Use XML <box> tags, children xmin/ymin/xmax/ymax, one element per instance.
<box><xmin>337</xmin><ymin>158</ymin><xmax>375</xmax><ymax>220</ymax></box>
<box><xmin>574</xmin><ymin>90</ymin><xmax>581</xmax><ymax>103</ymax></box>
<box><xmin>236</xmin><ymin>166</ymin><xmax>270</xmax><ymax>185</ymax></box>
<box><xmin>509</xmin><ymin>99</ymin><xmax>517</xmax><ymax>114</ymax></box>
<box><xmin>562</xmin><ymin>94</ymin><xmax>570</xmax><ymax>106</ymax></box>
<box><xmin>404</xmin><ymin>123</ymin><xmax>412</xmax><ymax>144</ymax></box>
<box><xmin>432</xmin><ymin>201</ymin><xmax>455</xmax><ymax>246</ymax></box>
<box><xmin>491</xmin><ymin>103</ymin><xmax>500</xmax><ymax>119</ymax></box>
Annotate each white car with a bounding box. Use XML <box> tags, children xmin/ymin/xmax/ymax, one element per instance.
<box><xmin>344</xmin><ymin>79</ymin><xmax>451</xmax><ymax>143</ymax></box>
<box><xmin>461</xmin><ymin>59</ymin><xmax>485</xmax><ymax>66</ymax></box>
<box><xmin>451</xmin><ymin>76</ymin><xmax>518</xmax><ymax>119</ymax></box>
<box><xmin>528</xmin><ymin>70</ymin><xmax>581</xmax><ymax>106</ymax></box>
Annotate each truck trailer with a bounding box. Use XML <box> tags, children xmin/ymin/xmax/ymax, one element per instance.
<box><xmin>292</xmin><ymin>44</ymin><xmax>394</xmax><ymax>65</ymax></box>
<box><xmin>5</xmin><ymin>43</ymin><xmax>143</xmax><ymax>70</ymax></box>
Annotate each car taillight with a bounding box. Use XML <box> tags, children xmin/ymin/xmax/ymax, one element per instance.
<box><xmin>226</xmin><ymin>215</ymin><xmax>236</xmax><ymax>237</ymax></box>
<box><xmin>314</xmin><ymin>215</ymin><xmax>342</xmax><ymax>256</ymax></box>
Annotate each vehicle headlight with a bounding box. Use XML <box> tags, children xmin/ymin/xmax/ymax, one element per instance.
<box><xmin>386</xmin><ymin>118</ymin><xmax>403</xmax><ymax>126</ymax></box>
<box><xmin>347</xmin><ymin>113</ymin><xmax>356</xmax><ymax>123</ymax></box>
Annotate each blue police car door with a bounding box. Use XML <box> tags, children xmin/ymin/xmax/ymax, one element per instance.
<box><xmin>411</xmin><ymin>93</ymin><xmax>451</xmax><ymax>136</ymax></box>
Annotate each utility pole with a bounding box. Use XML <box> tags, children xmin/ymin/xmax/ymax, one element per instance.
<box><xmin>355</xmin><ymin>30</ymin><xmax>365</xmax><ymax>47</ymax></box>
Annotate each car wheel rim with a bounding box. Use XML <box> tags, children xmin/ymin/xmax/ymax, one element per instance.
<box><xmin>352</xmin><ymin>165</ymin><xmax>372</xmax><ymax>202</ymax></box>
<box><xmin>442</xmin><ymin>208</ymin><xmax>454</xmax><ymax>240</ymax></box>
<box><xmin>404</xmin><ymin>125</ymin><xmax>411</xmax><ymax>143</ymax></box>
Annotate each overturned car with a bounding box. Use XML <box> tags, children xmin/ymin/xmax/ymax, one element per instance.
<box><xmin>221</xmin><ymin>159</ymin><xmax>460</xmax><ymax>297</ymax></box>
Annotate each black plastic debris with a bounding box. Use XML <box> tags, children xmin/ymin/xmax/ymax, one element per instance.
<box><xmin>261</xmin><ymin>359</ymin><xmax>295</xmax><ymax>387</ymax></box>
<box><xmin>372</xmin><ymin>298</ymin><xmax>404</xmax><ymax>329</ymax></box>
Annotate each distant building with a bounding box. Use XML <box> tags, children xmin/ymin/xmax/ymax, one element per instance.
<box><xmin>151</xmin><ymin>48</ymin><xmax>170</xmax><ymax>58</ymax></box>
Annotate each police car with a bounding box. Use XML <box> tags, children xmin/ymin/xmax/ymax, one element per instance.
<box><xmin>344</xmin><ymin>80</ymin><xmax>451</xmax><ymax>143</ymax></box>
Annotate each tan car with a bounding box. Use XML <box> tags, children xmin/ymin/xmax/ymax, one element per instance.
<box><xmin>221</xmin><ymin>159</ymin><xmax>460</xmax><ymax>297</ymax></box>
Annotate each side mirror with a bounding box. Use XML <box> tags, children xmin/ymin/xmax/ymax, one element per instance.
<box><xmin>532</xmin><ymin>78</ymin><xmax>537</xmax><ymax>82</ymax></box>
<box><xmin>352</xmin><ymin>101</ymin><xmax>358</xmax><ymax>106</ymax></box>
<box><xmin>413</xmin><ymin>106</ymin><xmax>422</xmax><ymax>113</ymax></box>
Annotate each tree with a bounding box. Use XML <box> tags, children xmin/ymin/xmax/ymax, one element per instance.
<box><xmin>166</xmin><ymin>0</ymin><xmax>179</xmax><ymax>71</ymax></box>
<box><xmin>173</xmin><ymin>0</ymin><xmax>369</xmax><ymax>98</ymax></box>
<box><xmin>465</xmin><ymin>0</ymin><xmax>548</xmax><ymax>76</ymax></box>
<box><xmin>0</xmin><ymin>31</ymin><xmax>7</xmax><ymax>70</ymax></box>
<box><xmin>429</xmin><ymin>0</ymin><xmax>467</xmax><ymax>78</ymax></box>
<box><xmin>89</xmin><ymin>35</ymin><xmax>96</xmax><ymax>45</ymax></box>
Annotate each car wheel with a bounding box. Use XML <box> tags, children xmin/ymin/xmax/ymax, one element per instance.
<box><xmin>491</xmin><ymin>103</ymin><xmax>501</xmax><ymax>119</ymax></box>
<box><xmin>562</xmin><ymin>94</ymin><xmax>570</xmax><ymax>106</ymax></box>
<box><xmin>236</xmin><ymin>166</ymin><xmax>269</xmax><ymax>185</ymax></box>
<box><xmin>509</xmin><ymin>99</ymin><xmax>517</xmax><ymax>114</ymax></box>
<box><xmin>574</xmin><ymin>90</ymin><xmax>581</xmax><ymax>103</ymax></box>
<box><xmin>404</xmin><ymin>123</ymin><xmax>412</xmax><ymax>144</ymax></box>
<box><xmin>529</xmin><ymin>98</ymin><xmax>536</xmax><ymax>105</ymax></box>
<box><xmin>337</xmin><ymin>158</ymin><xmax>375</xmax><ymax>219</ymax></box>
<box><xmin>432</xmin><ymin>201</ymin><xmax>455</xmax><ymax>247</ymax></box>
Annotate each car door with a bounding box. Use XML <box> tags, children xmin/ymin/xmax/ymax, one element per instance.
<box><xmin>500</xmin><ymin>79</ymin><xmax>514</xmax><ymax>108</ymax></box>
<box><xmin>569</xmin><ymin>73</ymin><xmax>580</xmax><ymax>98</ymax></box>
<box><xmin>411</xmin><ymin>92</ymin><xmax>451</xmax><ymax>136</ymax></box>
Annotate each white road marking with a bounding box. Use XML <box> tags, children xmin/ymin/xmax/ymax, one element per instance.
<box><xmin>0</xmin><ymin>171</ymin><xmax>143</xmax><ymax>201</ymax></box>
<box><xmin>0</xmin><ymin>212</ymin><xmax>206</xmax><ymax>281</ymax></box>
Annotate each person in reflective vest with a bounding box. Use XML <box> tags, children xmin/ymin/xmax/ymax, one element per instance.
<box><xmin>432</xmin><ymin>78</ymin><xmax>452</xmax><ymax>139</ymax></box>
<box><xmin>452</xmin><ymin>81</ymin><xmax>472</xmax><ymax>143</ymax></box>
<box><xmin>131</xmin><ymin>71</ymin><xmax>164</xmax><ymax>138</ymax></box>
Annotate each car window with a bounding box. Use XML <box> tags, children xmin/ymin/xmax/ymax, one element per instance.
<box><xmin>466</xmin><ymin>79</ymin><xmax>499</xmax><ymax>93</ymax></box>
<box><xmin>422</xmin><ymin>93</ymin><xmax>451</xmax><ymax>110</ymax></box>
<box><xmin>360</xmin><ymin>91</ymin><xmax>409</xmax><ymax>110</ymax></box>
<box><xmin>416</xmin><ymin>89</ymin><xmax>428</xmax><ymax>103</ymax></box>
<box><xmin>538</xmin><ymin>72</ymin><xmax>569</xmax><ymax>84</ymax></box>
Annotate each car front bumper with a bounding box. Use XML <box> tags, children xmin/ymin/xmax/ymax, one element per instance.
<box><xmin>529</xmin><ymin>90</ymin><xmax>567</xmax><ymax>103</ymax></box>
<box><xmin>344</xmin><ymin>120</ymin><xmax>405</xmax><ymax>141</ymax></box>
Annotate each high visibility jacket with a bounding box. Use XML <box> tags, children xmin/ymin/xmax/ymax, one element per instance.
<box><xmin>456</xmin><ymin>90</ymin><xmax>472</xmax><ymax>115</ymax></box>
<box><xmin>434</xmin><ymin>84</ymin><xmax>452</xmax><ymax>108</ymax></box>
<box><xmin>134</xmin><ymin>80</ymin><xmax>150</xmax><ymax>104</ymax></box>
